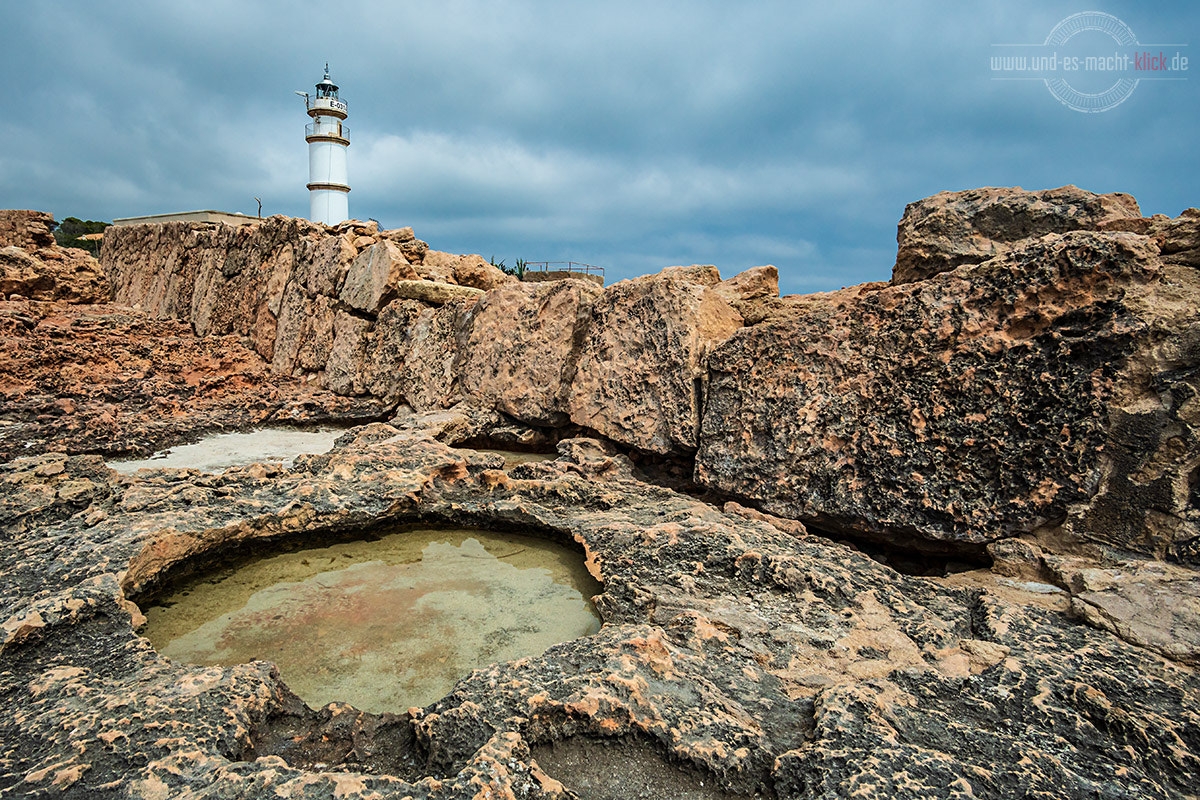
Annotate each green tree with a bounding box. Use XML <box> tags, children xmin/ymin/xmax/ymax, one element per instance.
<box><xmin>53</xmin><ymin>216</ymin><xmax>110</xmax><ymax>256</ymax></box>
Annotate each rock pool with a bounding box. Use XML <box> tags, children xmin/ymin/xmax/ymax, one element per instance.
<box><xmin>140</xmin><ymin>527</ymin><xmax>602</xmax><ymax>714</ymax></box>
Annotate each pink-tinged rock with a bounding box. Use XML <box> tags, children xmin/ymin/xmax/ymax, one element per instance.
<box><xmin>893</xmin><ymin>186</ymin><xmax>1143</xmax><ymax>284</ymax></box>
<box><xmin>452</xmin><ymin>254</ymin><xmax>516</xmax><ymax>291</ymax></box>
<box><xmin>325</xmin><ymin>311</ymin><xmax>374</xmax><ymax>395</ymax></box>
<box><xmin>415</xmin><ymin>250</ymin><xmax>459</xmax><ymax>284</ymax></box>
<box><xmin>272</xmin><ymin>289</ymin><xmax>336</xmax><ymax>375</ymax></box>
<box><xmin>359</xmin><ymin>296</ymin><xmax>475</xmax><ymax>411</ymax></box>
<box><xmin>363</xmin><ymin>299</ymin><xmax>426</xmax><ymax>403</ymax></box>
<box><xmin>402</xmin><ymin>299</ymin><xmax>475</xmax><ymax>412</ymax></box>
<box><xmin>462</xmin><ymin>280</ymin><xmax>602</xmax><ymax>426</ymax></box>
<box><xmin>104</xmin><ymin>222</ymin><xmax>202</xmax><ymax>319</ymax></box>
<box><xmin>659</xmin><ymin>264</ymin><xmax>722</xmax><ymax>286</ymax></box>
<box><xmin>713</xmin><ymin>265</ymin><xmax>780</xmax><ymax>324</ymax></box>
<box><xmin>0</xmin><ymin>209</ymin><xmax>57</xmax><ymax>251</ymax></box>
<box><xmin>568</xmin><ymin>268</ymin><xmax>743</xmax><ymax>454</ymax></box>
<box><xmin>698</xmin><ymin>230</ymin><xmax>1198</xmax><ymax>555</ymax></box>
<box><xmin>294</xmin><ymin>231</ymin><xmax>355</xmax><ymax>297</ymax></box>
<box><xmin>338</xmin><ymin>240</ymin><xmax>418</xmax><ymax>313</ymax></box>
<box><xmin>294</xmin><ymin>295</ymin><xmax>336</xmax><ymax>373</ymax></box>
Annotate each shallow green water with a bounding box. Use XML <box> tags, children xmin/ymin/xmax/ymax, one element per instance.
<box><xmin>141</xmin><ymin>527</ymin><xmax>603</xmax><ymax>714</ymax></box>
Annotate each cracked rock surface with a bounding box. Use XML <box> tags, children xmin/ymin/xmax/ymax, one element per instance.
<box><xmin>3</xmin><ymin>419</ymin><xmax>1198</xmax><ymax>799</ymax></box>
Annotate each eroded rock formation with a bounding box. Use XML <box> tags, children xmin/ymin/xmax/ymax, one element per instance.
<box><xmin>892</xmin><ymin>185</ymin><xmax>1143</xmax><ymax>283</ymax></box>
<box><xmin>5</xmin><ymin>186</ymin><xmax>1200</xmax><ymax>797</ymax></box>
<box><xmin>2</xmin><ymin>413</ymin><xmax>1198</xmax><ymax>798</ymax></box>
<box><xmin>0</xmin><ymin>302</ymin><xmax>387</xmax><ymax>463</ymax></box>
<box><xmin>0</xmin><ymin>210</ymin><xmax>109</xmax><ymax>303</ymax></box>
<box><xmin>697</xmin><ymin>229</ymin><xmax>1200</xmax><ymax>565</ymax></box>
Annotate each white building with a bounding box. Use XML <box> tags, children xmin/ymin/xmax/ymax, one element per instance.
<box><xmin>301</xmin><ymin>65</ymin><xmax>350</xmax><ymax>225</ymax></box>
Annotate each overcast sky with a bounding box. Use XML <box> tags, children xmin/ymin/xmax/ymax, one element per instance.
<box><xmin>2</xmin><ymin>1</ymin><xmax>1195</xmax><ymax>292</ymax></box>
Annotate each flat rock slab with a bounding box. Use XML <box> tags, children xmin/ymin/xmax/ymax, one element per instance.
<box><xmin>2</xmin><ymin>424</ymin><xmax>1198</xmax><ymax>798</ymax></box>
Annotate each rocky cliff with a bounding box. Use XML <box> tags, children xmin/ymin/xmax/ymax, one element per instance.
<box><xmin>101</xmin><ymin>188</ymin><xmax>1200</xmax><ymax>567</ymax></box>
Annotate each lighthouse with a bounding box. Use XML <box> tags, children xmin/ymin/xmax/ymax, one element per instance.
<box><xmin>300</xmin><ymin>65</ymin><xmax>350</xmax><ymax>226</ymax></box>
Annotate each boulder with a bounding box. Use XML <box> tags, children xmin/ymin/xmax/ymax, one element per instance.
<box><xmin>452</xmin><ymin>254</ymin><xmax>515</xmax><ymax>291</ymax></box>
<box><xmin>461</xmin><ymin>279</ymin><xmax>602</xmax><ymax>426</ymax></box>
<box><xmin>324</xmin><ymin>310</ymin><xmax>374</xmax><ymax>395</ymax></box>
<box><xmin>893</xmin><ymin>185</ymin><xmax>1143</xmax><ymax>284</ymax></box>
<box><xmin>338</xmin><ymin>240</ymin><xmax>418</xmax><ymax>313</ymax></box>
<box><xmin>698</xmin><ymin>229</ymin><xmax>1200</xmax><ymax>556</ymax></box>
<box><xmin>712</xmin><ymin>265</ymin><xmax>780</xmax><ymax>324</ymax></box>
<box><xmin>414</xmin><ymin>249</ymin><xmax>459</xmax><ymax>284</ymax></box>
<box><xmin>0</xmin><ymin>246</ymin><xmax>54</xmax><ymax>299</ymax></box>
<box><xmin>363</xmin><ymin>299</ymin><xmax>426</xmax><ymax>403</ymax></box>
<box><xmin>293</xmin><ymin>230</ymin><xmax>355</xmax><ymax>297</ymax></box>
<box><xmin>1158</xmin><ymin>207</ymin><xmax>1200</xmax><ymax>268</ymax></box>
<box><xmin>401</xmin><ymin>299</ymin><xmax>475</xmax><ymax>412</ymax></box>
<box><xmin>568</xmin><ymin>268</ymin><xmax>743</xmax><ymax>454</ymax></box>
<box><xmin>378</xmin><ymin>226</ymin><xmax>430</xmax><ymax>265</ymax></box>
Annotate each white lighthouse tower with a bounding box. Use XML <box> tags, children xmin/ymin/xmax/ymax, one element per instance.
<box><xmin>301</xmin><ymin>65</ymin><xmax>350</xmax><ymax>225</ymax></box>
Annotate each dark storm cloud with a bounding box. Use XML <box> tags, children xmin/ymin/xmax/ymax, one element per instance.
<box><xmin>1</xmin><ymin>1</ymin><xmax>1196</xmax><ymax>292</ymax></box>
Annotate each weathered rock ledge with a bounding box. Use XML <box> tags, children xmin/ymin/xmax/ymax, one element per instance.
<box><xmin>91</xmin><ymin>188</ymin><xmax>1200</xmax><ymax>566</ymax></box>
<box><xmin>2</xmin><ymin>414</ymin><xmax>1198</xmax><ymax>798</ymax></box>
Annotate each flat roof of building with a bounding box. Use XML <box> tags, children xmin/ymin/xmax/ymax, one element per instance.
<box><xmin>111</xmin><ymin>210</ymin><xmax>261</xmax><ymax>227</ymax></box>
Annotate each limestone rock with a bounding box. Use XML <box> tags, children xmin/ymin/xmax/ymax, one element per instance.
<box><xmin>1158</xmin><ymin>207</ymin><xmax>1200</xmax><ymax>267</ymax></box>
<box><xmin>339</xmin><ymin>240</ymin><xmax>417</xmax><ymax>313</ymax></box>
<box><xmin>392</xmin><ymin>279</ymin><xmax>483</xmax><ymax>306</ymax></box>
<box><xmin>568</xmin><ymin>268</ymin><xmax>743</xmax><ymax>454</ymax></box>
<box><xmin>361</xmin><ymin>299</ymin><xmax>423</xmax><ymax>404</ymax></box>
<box><xmin>291</xmin><ymin>294</ymin><xmax>336</xmax><ymax>374</ymax></box>
<box><xmin>293</xmin><ymin>229</ymin><xmax>355</xmax><ymax>298</ymax></box>
<box><xmin>712</xmin><ymin>265</ymin><xmax>780</xmax><ymax>324</ymax></box>
<box><xmin>324</xmin><ymin>311</ymin><xmax>374</xmax><ymax>395</ymax></box>
<box><xmin>0</xmin><ymin>210</ymin><xmax>109</xmax><ymax>304</ymax></box>
<box><xmin>658</xmin><ymin>264</ymin><xmax>722</xmax><ymax>286</ymax></box>
<box><xmin>2</xmin><ymin>423</ymin><xmax>1197</xmax><ymax>798</ymax></box>
<box><xmin>1047</xmin><ymin>554</ymin><xmax>1200</xmax><ymax>666</ymax></box>
<box><xmin>380</xmin><ymin>226</ymin><xmax>430</xmax><ymax>265</ymax></box>
<box><xmin>461</xmin><ymin>280</ymin><xmax>601</xmax><ymax>426</ymax></box>
<box><xmin>0</xmin><ymin>301</ymin><xmax>385</xmax><ymax>463</ymax></box>
<box><xmin>452</xmin><ymin>254</ymin><xmax>515</xmax><ymax>291</ymax></box>
<box><xmin>401</xmin><ymin>300</ymin><xmax>474</xmax><ymax>411</ymax></box>
<box><xmin>415</xmin><ymin>250</ymin><xmax>460</xmax><ymax>284</ymax></box>
<box><xmin>0</xmin><ymin>209</ymin><xmax>57</xmax><ymax>251</ymax></box>
<box><xmin>698</xmin><ymin>230</ymin><xmax>1195</xmax><ymax>553</ymax></box>
<box><xmin>0</xmin><ymin>246</ymin><xmax>55</xmax><ymax>299</ymax></box>
<box><xmin>893</xmin><ymin>186</ymin><xmax>1143</xmax><ymax>283</ymax></box>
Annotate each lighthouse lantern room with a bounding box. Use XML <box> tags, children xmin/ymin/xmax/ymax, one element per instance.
<box><xmin>300</xmin><ymin>65</ymin><xmax>350</xmax><ymax>226</ymax></box>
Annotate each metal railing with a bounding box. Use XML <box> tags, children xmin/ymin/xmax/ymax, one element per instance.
<box><xmin>524</xmin><ymin>261</ymin><xmax>605</xmax><ymax>278</ymax></box>
<box><xmin>305</xmin><ymin>122</ymin><xmax>350</xmax><ymax>140</ymax></box>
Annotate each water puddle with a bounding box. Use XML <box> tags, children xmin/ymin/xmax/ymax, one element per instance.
<box><xmin>108</xmin><ymin>426</ymin><xmax>343</xmax><ymax>474</ymax></box>
<box><xmin>140</xmin><ymin>527</ymin><xmax>602</xmax><ymax>714</ymax></box>
<box><xmin>472</xmin><ymin>448</ymin><xmax>558</xmax><ymax>469</ymax></box>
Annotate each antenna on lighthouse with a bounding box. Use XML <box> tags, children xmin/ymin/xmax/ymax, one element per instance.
<box><xmin>302</xmin><ymin>65</ymin><xmax>350</xmax><ymax>226</ymax></box>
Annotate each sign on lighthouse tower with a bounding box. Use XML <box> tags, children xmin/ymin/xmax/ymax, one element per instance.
<box><xmin>298</xmin><ymin>65</ymin><xmax>350</xmax><ymax>226</ymax></box>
